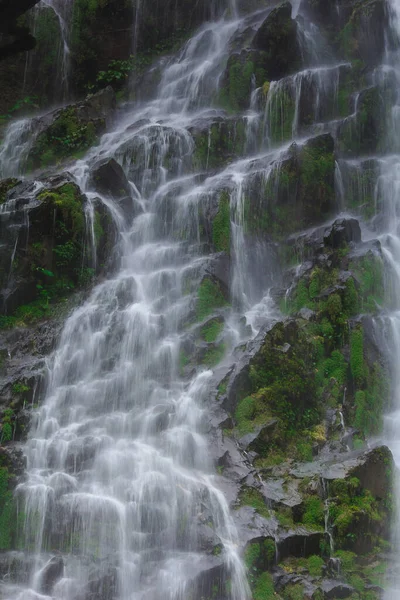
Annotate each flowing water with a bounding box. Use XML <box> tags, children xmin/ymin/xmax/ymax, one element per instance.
<box><xmin>0</xmin><ymin>11</ymin><xmax>264</xmax><ymax>600</ymax></box>
<box><xmin>4</xmin><ymin>0</ymin><xmax>400</xmax><ymax>598</ymax></box>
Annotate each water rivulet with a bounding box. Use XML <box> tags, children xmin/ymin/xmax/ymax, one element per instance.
<box><xmin>2</xmin><ymin>0</ymin><xmax>400</xmax><ymax>598</ymax></box>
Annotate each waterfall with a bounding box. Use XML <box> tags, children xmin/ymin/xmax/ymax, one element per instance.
<box><xmin>4</xmin><ymin>0</ymin><xmax>400</xmax><ymax>598</ymax></box>
<box><xmin>0</xmin><ymin>10</ymin><xmax>261</xmax><ymax>600</ymax></box>
<box><xmin>371</xmin><ymin>0</ymin><xmax>400</xmax><ymax>596</ymax></box>
<box><xmin>32</xmin><ymin>0</ymin><xmax>75</xmax><ymax>102</ymax></box>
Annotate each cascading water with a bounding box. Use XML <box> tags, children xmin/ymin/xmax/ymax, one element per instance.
<box><xmin>0</xmin><ymin>11</ymin><xmax>264</xmax><ymax>600</ymax></box>
<box><xmin>4</xmin><ymin>0</ymin><xmax>400</xmax><ymax>597</ymax></box>
<box><xmin>28</xmin><ymin>0</ymin><xmax>75</xmax><ymax>102</ymax></box>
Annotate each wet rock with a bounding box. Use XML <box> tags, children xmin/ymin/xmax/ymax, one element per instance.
<box><xmin>190</xmin><ymin>114</ymin><xmax>247</xmax><ymax>168</ymax></box>
<box><xmin>204</xmin><ymin>252</ymin><xmax>231</xmax><ymax>298</ymax></box>
<box><xmin>219</xmin><ymin>49</ymin><xmax>270</xmax><ymax>110</ymax></box>
<box><xmin>185</xmin><ymin>556</ymin><xmax>227</xmax><ymax>600</ymax></box>
<box><xmin>321</xmin><ymin>580</ymin><xmax>355</xmax><ymax>598</ymax></box>
<box><xmin>86</xmin><ymin>566</ymin><xmax>118</xmax><ymax>600</ymax></box>
<box><xmin>251</xmin><ymin>2</ymin><xmax>301</xmax><ymax>79</ymax></box>
<box><xmin>90</xmin><ymin>158</ymin><xmax>131</xmax><ymax>199</ymax></box>
<box><xmin>39</xmin><ymin>555</ymin><xmax>64</xmax><ymax>594</ymax></box>
<box><xmin>323</xmin><ymin>218</ymin><xmax>361</xmax><ymax>248</ymax></box>
<box><xmin>337</xmin><ymin>85</ymin><xmax>390</xmax><ymax>156</ymax></box>
<box><xmin>338</xmin><ymin>0</ymin><xmax>388</xmax><ymax>66</ymax></box>
<box><xmin>277</xmin><ymin>528</ymin><xmax>324</xmax><ymax>560</ymax></box>
<box><xmin>0</xmin><ymin>178</ymin><xmax>21</xmax><ymax>203</ymax></box>
<box><xmin>27</xmin><ymin>87</ymin><xmax>116</xmax><ymax>170</ymax></box>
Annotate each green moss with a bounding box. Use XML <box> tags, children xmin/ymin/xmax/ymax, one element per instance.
<box><xmin>253</xmin><ymin>572</ymin><xmax>275</xmax><ymax>600</ymax></box>
<box><xmin>300</xmin><ymin>140</ymin><xmax>335</xmax><ymax>214</ymax></box>
<box><xmin>238</xmin><ymin>487</ymin><xmax>270</xmax><ymax>519</ymax></box>
<box><xmin>330</xmin><ymin>479</ymin><xmax>381</xmax><ymax>548</ymax></box>
<box><xmin>350</xmin><ymin>326</ymin><xmax>365</xmax><ymax>387</ymax></box>
<box><xmin>245</xmin><ymin>543</ymin><xmax>261</xmax><ymax>569</ymax></box>
<box><xmin>283</xmin><ymin>584</ymin><xmax>305</xmax><ymax>600</ymax></box>
<box><xmin>212</xmin><ymin>192</ymin><xmax>231</xmax><ymax>253</ymax></box>
<box><xmin>200</xmin><ymin>318</ymin><xmax>224</xmax><ymax>343</ymax></box>
<box><xmin>196</xmin><ymin>277</ymin><xmax>227</xmax><ymax>321</ymax></box>
<box><xmin>28</xmin><ymin>108</ymin><xmax>99</xmax><ymax>169</ymax></box>
<box><xmin>219</xmin><ymin>58</ymin><xmax>256</xmax><ymax>112</ymax></box>
<box><xmin>306</xmin><ymin>555</ymin><xmax>324</xmax><ymax>576</ymax></box>
<box><xmin>351</xmin><ymin>253</ymin><xmax>384</xmax><ymax>311</ymax></box>
<box><xmin>302</xmin><ymin>496</ymin><xmax>325</xmax><ymax>530</ymax></box>
<box><xmin>202</xmin><ymin>342</ymin><xmax>226</xmax><ymax>367</ymax></box>
<box><xmin>38</xmin><ymin>184</ymin><xmax>85</xmax><ymax>237</ymax></box>
<box><xmin>276</xmin><ymin>506</ymin><xmax>294</xmax><ymax>528</ymax></box>
<box><xmin>0</xmin><ymin>467</ymin><xmax>15</xmax><ymax>550</ymax></box>
<box><xmin>343</xmin><ymin>277</ymin><xmax>359</xmax><ymax>316</ymax></box>
<box><xmin>267</xmin><ymin>83</ymin><xmax>296</xmax><ymax>144</ymax></box>
<box><xmin>0</xmin><ymin>178</ymin><xmax>20</xmax><ymax>204</ymax></box>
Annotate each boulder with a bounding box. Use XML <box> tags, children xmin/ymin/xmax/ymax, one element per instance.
<box><xmin>0</xmin><ymin>176</ymin><xmax>116</xmax><ymax>316</ymax></box>
<box><xmin>323</xmin><ymin>218</ymin><xmax>361</xmax><ymax>248</ymax></box>
<box><xmin>26</xmin><ymin>87</ymin><xmax>116</xmax><ymax>170</ymax></box>
<box><xmin>90</xmin><ymin>158</ymin><xmax>130</xmax><ymax>199</ymax></box>
<box><xmin>321</xmin><ymin>580</ymin><xmax>356</xmax><ymax>599</ymax></box>
<box><xmin>251</xmin><ymin>2</ymin><xmax>301</xmax><ymax>79</ymax></box>
<box><xmin>39</xmin><ymin>556</ymin><xmax>64</xmax><ymax>594</ymax></box>
<box><xmin>337</xmin><ymin>85</ymin><xmax>391</xmax><ymax>156</ymax></box>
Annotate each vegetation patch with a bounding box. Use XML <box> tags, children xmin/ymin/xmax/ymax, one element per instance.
<box><xmin>212</xmin><ymin>192</ymin><xmax>231</xmax><ymax>253</ymax></box>
<box><xmin>196</xmin><ymin>277</ymin><xmax>227</xmax><ymax>321</ymax></box>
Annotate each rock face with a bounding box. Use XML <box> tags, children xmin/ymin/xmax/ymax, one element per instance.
<box><xmin>0</xmin><ymin>174</ymin><xmax>116</xmax><ymax>316</ymax></box>
<box><xmin>251</xmin><ymin>2</ymin><xmax>301</xmax><ymax>79</ymax></box>
<box><xmin>90</xmin><ymin>158</ymin><xmax>131</xmax><ymax>199</ymax></box>
<box><xmin>26</xmin><ymin>87</ymin><xmax>116</xmax><ymax>170</ymax></box>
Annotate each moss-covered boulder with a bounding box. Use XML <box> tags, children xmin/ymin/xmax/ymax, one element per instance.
<box><xmin>251</xmin><ymin>2</ymin><xmax>301</xmax><ymax>79</ymax></box>
<box><xmin>218</xmin><ymin>50</ymin><xmax>268</xmax><ymax>112</ymax></box>
<box><xmin>0</xmin><ymin>176</ymin><xmax>116</xmax><ymax>320</ymax></box>
<box><xmin>0</xmin><ymin>178</ymin><xmax>20</xmax><ymax>204</ymax></box>
<box><xmin>26</xmin><ymin>87</ymin><xmax>116</xmax><ymax>170</ymax></box>
<box><xmin>0</xmin><ymin>447</ymin><xmax>25</xmax><ymax>551</ymax></box>
<box><xmin>337</xmin><ymin>86</ymin><xmax>389</xmax><ymax>156</ymax></box>
<box><xmin>190</xmin><ymin>115</ymin><xmax>247</xmax><ymax>170</ymax></box>
<box><xmin>337</xmin><ymin>0</ymin><xmax>388</xmax><ymax>67</ymax></box>
<box><xmin>243</xmin><ymin>134</ymin><xmax>336</xmax><ymax>240</ymax></box>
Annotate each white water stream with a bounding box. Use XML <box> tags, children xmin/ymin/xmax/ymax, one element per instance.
<box><xmin>3</xmin><ymin>0</ymin><xmax>400</xmax><ymax>597</ymax></box>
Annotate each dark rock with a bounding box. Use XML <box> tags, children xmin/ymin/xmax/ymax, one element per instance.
<box><xmin>245</xmin><ymin>419</ymin><xmax>279</xmax><ymax>454</ymax></box>
<box><xmin>324</xmin><ymin>218</ymin><xmax>361</xmax><ymax>248</ymax></box>
<box><xmin>277</xmin><ymin>528</ymin><xmax>324</xmax><ymax>560</ymax></box>
<box><xmin>204</xmin><ymin>252</ymin><xmax>231</xmax><ymax>299</ymax></box>
<box><xmin>349</xmin><ymin>446</ymin><xmax>393</xmax><ymax>500</ymax></box>
<box><xmin>86</xmin><ymin>567</ymin><xmax>118</xmax><ymax>600</ymax></box>
<box><xmin>321</xmin><ymin>580</ymin><xmax>355</xmax><ymax>598</ymax></box>
<box><xmin>27</xmin><ymin>87</ymin><xmax>116</xmax><ymax>170</ymax></box>
<box><xmin>337</xmin><ymin>85</ymin><xmax>391</xmax><ymax>157</ymax></box>
<box><xmin>90</xmin><ymin>158</ymin><xmax>131</xmax><ymax>206</ymax></box>
<box><xmin>252</xmin><ymin>2</ymin><xmax>301</xmax><ymax>79</ymax></box>
<box><xmin>76</xmin><ymin>86</ymin><xmax>116</xmax><ymax>121</ymax></box>
<box><xmin>39</xmin><ymin>556</ymin><xmax>64</xmax><ymax>594</ymax></box>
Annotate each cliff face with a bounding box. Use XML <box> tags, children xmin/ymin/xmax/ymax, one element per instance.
<box><xmin>0</xmin><ymin>0</ymin><xmax>398</xmax><ymax>599</ymax></box>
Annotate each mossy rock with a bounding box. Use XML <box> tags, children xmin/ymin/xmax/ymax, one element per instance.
<box><xmin>337</xmin><ymin>86</ymin><xmax>390</xmax><ymax>156</ymax></box>
<box><xmin>191</xmin><ymin>117</ymin><xmax>247</xmax><ymax>170</ymax></box>
<box><xmin>218</xmin><ymin>50</ymin><xmax>268</xmax><ymax>112</ymax></box>
<box><xmin>243</xmin><ymin>134</ymin><xmax>336</xmax><ymax>239</ymax></box>
<box><xmin>0</xmin><ymin>178</ymin><xmax>20</xmax><ymax>204</ymax></box>
<box><xmin>337</xmin><ymin>0</ymin><xmax>388</xmax><ymax>67</ymax></box>
<box><xmin>251</xmin><ymin>1</ymin><xmax>301</xmax><ymax>79</ymax></box>
<box><xmin>26</xmin><ymin>87</ymin><xmax>115</xmax><ymax>170</ymax></box>
<box><xmin>0</xmin><ymin>179</ymin><xmax>115</xmax><ymax>318</ymax></box>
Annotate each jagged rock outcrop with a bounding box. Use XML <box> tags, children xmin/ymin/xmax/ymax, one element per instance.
<box><xmin>0</xmin><ymin>173</ymin><xmax>116</xmax><ymax>316</ymax></box>
<box><xmin>26</xmin><ymin>87</ymin><xmax>116</xmax><ymax>170</ymax></box>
